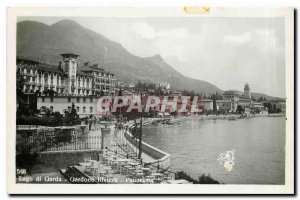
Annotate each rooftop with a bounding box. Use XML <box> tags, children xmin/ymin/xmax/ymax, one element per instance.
<box><xmin>216</xmin><ymin>99</ymin><xmax>231</xmax><ymax>103</ymax></box>
<box><xmin>17</xmin><ymin>56</ymin><xmax>113</xmax><ymax>77</ymax></box>
<box><xmin>198</xmin><ymin>99</ymin><xmax>213</xmax><ymax>102</ymax></box>
<box><xmin>60</xmin><ymin>53</ymin><xmax>80</xmax><ymax>58</ymax></box>
<box><xmin>223</xmin><ymin>90</ymin><xmax>240</xmax><ymax>96</ymax></box>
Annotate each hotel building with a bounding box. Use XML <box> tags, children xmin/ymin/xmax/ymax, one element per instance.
<box><xmin>219</xmin><ymin>83</ymin><xmax>253</xmax><ymax>113</ymax></box>
<box><xmin>17</xmin><ymin>53</ymin><xmax>116</xmax><ymax>117</ymax></box>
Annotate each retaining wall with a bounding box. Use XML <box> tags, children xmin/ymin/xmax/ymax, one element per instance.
<box><xmin>124</xmin><ymin>130</ymin><xmax>170</xmax><ymax>170</ymax></box>
<box><xmin>30</xmin><ymin>150</ymin><xmax>103</xmax><ymax>174</ymax></box>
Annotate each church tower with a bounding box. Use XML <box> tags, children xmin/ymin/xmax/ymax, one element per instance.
<box><xmin>244</xmin><ymin>83</ymin><xmax>251</xmax><ymax>99</ymax></box>
<box><xmin>60</xmin><ymin>53</ymin><xmax>79</xmax><ymax>94</ymax></box>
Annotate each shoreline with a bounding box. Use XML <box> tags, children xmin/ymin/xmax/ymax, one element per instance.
<box><xmin>129</xmin><ymin>113</ymin><xmax>286</xmax><ymax>125</ymax></box>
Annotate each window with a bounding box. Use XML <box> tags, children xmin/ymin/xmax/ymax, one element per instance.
<box><xmin>50</xmin><ymin>106</ymin><xmax>53</xmax><ymax>112</ymax></box>
<box><xmin>83</xmin><ymin>97</ymin><xmax>86</xmax><ymax>103</ymax></box>
<box><xmin>77</xmin><ymin>97</ymin><xmax>80</xmax><ymax>103</ymax></box>
<box><xmin>68</xmin><ymin>97</ymin><xmax>71</xmax><ymax>103</ymax></box>
<box><xmin>50</xmin><ymin>97</ymin><xmax>53</xmax><ymax>102</ymax></box>
<box><xmin>42</xmin><ymin>97</ymin><xmax>45</xmax><ymax>102</ymax></box>
<box><xmin>90</xmin><ymin>106</ymin><xmax>93</xmax><ymax>113</ymax></box>
<box><xmin>76</xmin><ymin>106</ymin><xmax>79</xmax><ymax>112</ymax></box>
<box><xmin>83</xmin><ymin>106</ymin><xmax>86</xmax><ymax>113</ymax></box>
<box><xmin>90</xmin><ymin>97</ymin><xmax>93</xmax><ymax>103</ymax></box>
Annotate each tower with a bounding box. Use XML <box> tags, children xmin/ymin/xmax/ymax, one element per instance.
<box><xmin>244</xmin><ymin>83</ymin><xmax>251</xmax><ymax>99</ymax></box>
<box><xmin>60</xmin><ymin>53</ymin><xmax>79</xmax><ymax>94</ymax></box>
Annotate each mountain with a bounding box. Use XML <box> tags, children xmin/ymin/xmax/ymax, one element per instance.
<box><xmin>17</xmin><ymin>20</ymin><xmax>283</xmax><ymax>100</ymax></box>
<box><xmin>17</xmin><ymin>20</ymin><xmax>222</xmax><ymax>94</ymax></box>
<box><xmin>251</xmin><ymin>92</ymin><xmax>285</xmax><ymax>101</ymax></box>
<box><xmin>232</xmin><ymin>90</ymin><xmax>284</xmax><ymax>101</ymax></box>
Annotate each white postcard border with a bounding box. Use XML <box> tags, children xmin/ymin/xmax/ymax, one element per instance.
<box><xmin>6</xmin><ymin>7</ymin><xmax>294</xmax><ymax>194</ymax></box>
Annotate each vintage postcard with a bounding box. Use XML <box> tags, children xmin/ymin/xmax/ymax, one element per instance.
<box><xmin>6</xmin><ymin>7</ymin><xmax>294</xmax><ymax>194</ymax></box>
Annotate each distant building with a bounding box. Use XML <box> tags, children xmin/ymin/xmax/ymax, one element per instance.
<box><xmin>128</xmin><ymin>82</ymin><xmax>136</xmax><ymax>88</ymax></box>
<box><xmin>222</xmin><ymin>83</ymin><xmax>252</xmax><ymax>112</ymax></box>
<box><xmin>216</xmin><ymin>99</ymin><xmax>233</xmax><ymax>113</ymax></box>
<box><xmin>169</xmin><ymin>91</ymin><xmax>182</xmax><ymax>96</ymax></box>
<box><xmin>197</xmin><ymin>99</ymin><xmax>213</xmax><ymax>111</ymax></box>
<box><xmin>156</xmin><ymin>81</ymin><xmax>170</xmax><ymax>90</ymax></box>
<box><xmin>251</xmin><ymin>102</ymin><xmax>264</xmax><ymax>112</ymax></box>
<box><xmin>116</xmin><ymin>80</ymin><xmax>125</xmax><ymax>88</ymax></box>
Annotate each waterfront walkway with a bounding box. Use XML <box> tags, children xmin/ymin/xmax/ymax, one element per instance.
<box><xmin>61</xmin><ymin>151</ymin><xmax>182</xmax><ymax>184</ymax></box>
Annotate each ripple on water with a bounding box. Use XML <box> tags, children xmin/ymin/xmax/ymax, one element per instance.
<box><xmin>142</xmin><ymin>117</ymin><xmax>285</xmax><ymax>184</ymax></box>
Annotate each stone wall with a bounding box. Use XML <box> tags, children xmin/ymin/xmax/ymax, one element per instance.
<box><xmin>124</xmin><ymin>131</ymin><xmax>171</xmax><ymax>170</ymax></box>
<box><xmin>32</xmin><ymin>150</ymin><xmax>103</xmax><ymax>174</ymax></box>
<box><xmin>124</xmin><ymin>132</ymin><xmax>165</xmax><ymax>159</ymax></box>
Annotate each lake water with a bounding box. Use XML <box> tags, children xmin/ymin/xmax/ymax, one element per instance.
<box><xmin>142</xmin><ymin>117</ymin><xmax>285</xmax><ymax>184</ymax></box>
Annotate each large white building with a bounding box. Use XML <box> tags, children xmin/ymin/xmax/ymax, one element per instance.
<box><xmin>221</xmin><ymin>83</ymin><xmax>253</xmax><ymax>112</ymax></box>
<box><xmin>17</xmin><ymin>53</ymin><xmax>116</xmax><ymax>117</ymax></box>
<box><xmin>17</xmin><ymin>53</ymin><xmax>116</xmax><ymax>96</ymax></box>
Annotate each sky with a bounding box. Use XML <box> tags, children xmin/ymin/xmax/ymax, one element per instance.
<box><xmin>18</xmin><ymin>17</ymin><xmax>286</xmax><ymax>97</ymax></box>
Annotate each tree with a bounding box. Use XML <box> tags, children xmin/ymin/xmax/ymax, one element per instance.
<box><xmin>212</xmin><ymin>95</ymin><xmax>217</xmax><ymax>113</ymax></box>
<box><xmin>258</xmin><ymin>96</ymin><xmax>264</xmax><ymax>102</ymax></box>
<box><xmin>236</xmin><ymin>105</ymin><xmax>244</xmax><ymax>114</ymax></box>
<box><xmin>49</xmin><ymin>112</ymin><xmax>64</xmax><ymax>126</ymax></box>
<box><xmin>118</xmin><ymin>88</ymin><xmax>123</xmax><ymax>96</ymax></box>
<box><xmin>131</xmin><ymin>123</ymin><xmax>140</xmax><ymax>139</ymax></box>
<box><xmin>175</xmin><ymin>171</ymin><xmax>219</xmax><ymax>184</ymax></box>
<box><xmin>16</xmin><ymin>145</ymin><xmax>40</xmax><ymax>176</ymax></box>
<box><xmin>64</xmin><ymin>102</ymin><xmax>81</xmax><ymax>126</ymax></box>
<box><xmin>263</xmin><ymin>102</ymin><xmax>273</xmax><ymax>112</ymax></box>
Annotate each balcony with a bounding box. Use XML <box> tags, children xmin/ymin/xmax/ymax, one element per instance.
<box><xmin>28</xmin><ymin>73</ymin><xmax>37</xmax><ymax>77</ymax></box>
<box><xmin>26</xmin><ymin>81</ymin><xmax>37</xmax><ymax>86</ymax></box>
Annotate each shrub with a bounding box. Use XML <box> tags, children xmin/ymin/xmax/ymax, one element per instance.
<box><xmin>175</xmin><ymin>171</ymin><xmax>220</xmax><ymax>184</ymax></box>
<box><xmin>16</xmin><ymin>146</ymin><xmax>41</xmax><ymax>176</ymax></box>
